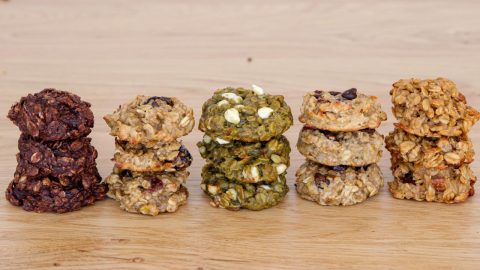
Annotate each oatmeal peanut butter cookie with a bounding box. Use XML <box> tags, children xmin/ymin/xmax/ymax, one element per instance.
<box><xmin>201</xmin><ymin>164</ymin><xmax>288</xmax><ymax>211</ymax></box>
<box><xmin>16</xmin><ymin>134</ymin><xmax>98</xmax><ymax>178</ymax></box>
<box><xmin>5</xmin><ymin>173</ymin><xmax>107</xmax><ymax>213</ymax></box>
<box><xmin>198</xmin><ymin>87</ymin><xmax>293</xmax><ymax>142</ymax></box>
<box><xmin>386</xmin><ymin>127</ymin><xmax>474</xmax><ymax>169</ymax></box>
<box><xmin>104</xmin><ymin>96</ymin><xmax>194</xmax><ymax>144</ymax></box>
<box><xmin>114</xmin><ymin>139</ymin><xmax>192</xmax><ymax>172</ymax></box>
<box><xmin>297</xmin><ymin>127</ymin><xmax>384</xmax><ymax>167</ymax></box>
<box><xmin>299</xmin><ymin>88</ymin><xmax>387</xmax><ymax>131</ymax></box>
<box><xmin>295</xmin><ymin>161</ymin><xmax>384</xmax><ymax>206</ymax></box>
<box><xmin>389</xmin><ymin>159</ymin><xmax>476</xmax><ymax>203</ymax></box>
<box><xmin>106</xmin><ymin>168</ymin><xmax>189</xmax><ymax>215</ymax></box>
<box><xmin>391</xmin><ymin>78</ymin><xmax>480</xmax><ymax>137</ymax></box>
<box><xmin>8</xmin><ymin>89</ymin><xmax>94</xmax><ymax>141</ymax></box>
<box><xmin>197</xmin><ymin>135</ymin><xmax>290</xmax><ymax>183</ymax></box>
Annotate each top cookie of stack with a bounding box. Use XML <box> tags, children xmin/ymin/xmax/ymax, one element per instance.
<box><xmin>104</xmin><ymin>96</ymin><xmax>195</xmax><ymax>215</ymax></box>
<box><xmin>386</xmin><ymin>78</ymin><xmax>480</xmax><ymax>203</ymax></box>
<box><xmin>296</xmin><ymin>88</ymin><xmax>387</xmax><ymax>206</ymax></box>
<box><xmin>198</xmin><ymin>86</ymin><xmax>293</xmax><ymax>211</ymax></box>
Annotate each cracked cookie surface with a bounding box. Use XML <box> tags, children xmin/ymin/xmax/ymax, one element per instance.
<box><xmin>198</xmin><ymin>87</ymin><xmax>293</xmax><ymax>142</ymax></box>
<box><xmin>198</xmin><ymin>135</ymin><xmax>290</xmax><ymax>183</ymax></box>
<box><xmin>299</xmin><ymin>88</ymin><xmax>387</xmax><ymax>131</ymax></box>
<box><xmin>7</xmin><ymin>88</ymin><xmax>94</xmax><ymax>141</ymax></box>
<box><xmin>297</xmin><ymin>127</ymin><xmax>384</xmax><ymax>167</ymax></box>
<box><xmin>391</xmin><ymin>78</ymin><xmax>480</xmax><ymax>137</ymax></box>
<box><xmin>295</xmin><ymin>161</ymin><xmax>384</xmax><ymax>206</ymax></box>
<box><xmin>104</xmin><ymin>96</ymin><xmax>194</xmax><ymax>144</ymax></box>
<box><xmin>201</xmin><ymin>164</ymin><xmax>288</xmax><ymax>211</ymax></box>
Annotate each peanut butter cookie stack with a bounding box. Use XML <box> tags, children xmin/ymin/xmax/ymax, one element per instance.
<box><xmin>6</xmin><ymin>89</ymin><xmax>107</xmax><ymax>213</ymax></box>
<box><xmin>296</xmin><ymin>88</ymin><xmax>387</xmax><ymax>206</ymax></box>
<box><xmin>198</xmin><ymin>85</ymin><xmax>293</xmax><ymax>210</ymax></box>
<box><xmin>104</xmin><ymin>96</ymin><xmax>195</xmax><ymax>215</ymax></box>
<box><xmin>386</xmin><ymin>78</ymin><xmax>480</xmax><ymax>203</ymax></box>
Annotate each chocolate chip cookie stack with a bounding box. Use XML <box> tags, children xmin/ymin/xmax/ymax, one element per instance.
<box><xmin>386</xmin><ymin>78</ymin><xmax>480</xmax><ymax>203</ymax></box>
<box><xmin>104</xmin><ymin>96</ymin><xmax>194</xmax><ymax>216</ymax></box>
<box><xmin>6</xmin><ymin>89</ymin><xmax>107</xmax><ymax>213</ymax></box>
<box><xmin>198</xmin><ymin>85</ymin><xmax>293</xmax><ymax>210</ymax></box>
<box><xmin>296</xmin><ymin>88</ymin><xmax>387</xmax><ymax>206</ymax></box>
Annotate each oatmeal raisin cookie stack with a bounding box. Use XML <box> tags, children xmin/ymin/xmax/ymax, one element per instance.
<box><xmin>296</xmin><ymin>88</ymin><xmax>387</xmax><ymax>206</ymax></box>
<box><xmin>104</xmin><ymin>96</ymin><xmax>194</xmax><ymax>215</ymax></box>
<box><xmin>386</xmin><ymin>78</ymin><xmax>480</xmax><ymax>203</ymax></box>
<box><xmin>198</xmin><ymin>85</ymin><xmax>293</xmax><ymax>210</ymax></box>
<box><xmin>6</xmin><ymin>89</ymin><xmax>107</xmax><ymax>213</ymax></box>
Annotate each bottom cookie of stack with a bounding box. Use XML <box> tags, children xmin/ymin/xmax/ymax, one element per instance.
<box><xmin>6</xmin><ymin>169</ymin><xmax>107</xmax><ymax>213</ymax></box>
<box><xmin>201</xmin><ymin>164</ymin><xmax>289</xmax><ymax>211</ymax></box>
<box><xmin>389</xmin><ymin>160</ymin><xmax>476</xmax><ymax>203</ymax></box>
<box><xmin>295</xmin><ymin>161</ymin><xmax>384</xmax><ymax>206</ymax></box>
<box><xmin>105</xmin><ymin>168</ymin><xmax>189</xmax><ymax>216</ymax></box>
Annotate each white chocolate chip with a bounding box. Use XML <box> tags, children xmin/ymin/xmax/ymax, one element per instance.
<box><xmin>224</xmin><ymin>108</ymin><xmax>240</xmax><ymax>124</ymax></box>
<box><xmin>276</xmin><ymin>164</ymin><xmax>287</xmax><ymax>174</ymax></box>
<box><xmin>215</xmin><ymin>138</ymin><xmax>230</xmax><ymax>144</ymax></box>
<box><xmin>260</xmin><ymin>185</ymin><xmax>271</xmax><ymax>190</ymax></box>
<box><xmin>251</xmin><ymin>166</ymin><xmax>260</xmax><ymax>181</ymax></box>
<box><xmin>207</xmin><ymin>185</ymin><xmax>219</xmax><ymax>194</ymax></box>
<box><xmin>252</xmin><ymin>84</ymin><xmax>265</xmax><ymax>95</ymax></box>
<box><xmin>221</xmin><ymin>93</ymin><xmax>243</xmax><ymax>103</ymax></box>
<box><xmin>257</xmin><ymin>107</ymin><xmax>274</xmax><ymax>119</ymax></box>
<box><xmin>217</xmin><ymin>100</ymin><xmax>229</xmax><ymax>106</ymax></box>
<box><xmin>203</xmin><ymin>135</ymin><xmax>212</xmax><ymax>144</ymax></box>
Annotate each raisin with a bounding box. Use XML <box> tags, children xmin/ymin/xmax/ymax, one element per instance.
<box><xmin>402</xmin><ymin>173</ymin><xmax>415</xmax><ymax>184</ymax></box>
<box><xmin>145</xmin><ymin>96</ymin><xmax>174</xmax><ymax>107</ymax></box>
<box><xmin>341</xmin><ymin>88</ymin><xmax>357</xmax><ymax>100</ymax></box>
<box><xmin>329</xmin><ymin>91</ymin><xmax>341</xmax><ymax>96</ymax></box>
<box><xmin>332</xmin><ymin>165</ymin><xmax>347</xmax><ymax>172</ymax></box>
<box><xmin>314</xmin><ymin>173</ymin><xmax>330</xmax><ymax>188</ymax></box>
<box><xmin>148</xmin><ymin>177</ymin><xmax>164</xmax><ymax>192</ymax></box>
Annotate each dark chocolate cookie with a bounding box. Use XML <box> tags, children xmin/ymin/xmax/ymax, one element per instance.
<box><xmin>15</xmin><ymin>134</ymin><xmax>98</xmax><ymax>178</ymax></box>
<box><xmin>7</xmin><ymin>89</ymin><xmax>94</xmax><ymax>141</ymax></box>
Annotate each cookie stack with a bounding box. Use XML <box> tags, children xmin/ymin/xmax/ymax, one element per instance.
<box><xmin>104</xmin><ymin>96</ymin><xmax>194</xmax><ymax>216</ymax></box>
<box><xmin>296</xmin><ymin>88</ymin><xmax>387</xmax><ymax>206</ymax></box>
<box><xmin>6</xmin><ymin>89</ymin><xmax>107</xmax><ymax>213</ymax></box>
<box><xmin>386</xmin><ymin>78</ymin><xmax>480</xmax><ymax>203</ymax></box>
<box><xmin>198</xmin><ymin>86</ymin><xmax>293</xmax><ymax>210</ymax></box>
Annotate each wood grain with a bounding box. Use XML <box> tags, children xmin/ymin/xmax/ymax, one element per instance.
<box><xmin>1</xmin><ymin>0</ymin><xmax>480</xmax><ymax>269</ymax></box>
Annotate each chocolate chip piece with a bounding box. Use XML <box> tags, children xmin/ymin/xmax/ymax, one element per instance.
<box><xmin>145</xmin><ymin>96</ymin><xmax>174</xmax><ymax>107</ymax></box>
<box><xmin>314</xmin><ymin>173</ymin><xmax>330</xmax><ymax>188</ymax></box>
<box><xmin>120</xmin><ymin>170</ymin><xmax>133</xmax><ymax>178</ymax></box>
<box><xmin>313</xmin><ymin>90</ymin><xmax>327</xmax><ymax>102</ymax></box>
<box><xmin>402</xmin><ymin>173</ymin><xmax>415</xmax><ymax>184</ymax></box>
<box><xmin>332</xmin><ymin>165</ymin><xmax>347</xmax><ymax>172</ymax></box>
<box><xmin>329</xmin><ymin>91</ymin><xmax>341</xmax><ymax>96</ymax></box>
<box><xmin>341</xmin><ymin>88</ymin><xmax>357</xmax><ymax>100</ymax></box>
<box><xmin>362</xmin><ymin>128</ymin><xmax>376</xmax><ymax>135</ymax></box>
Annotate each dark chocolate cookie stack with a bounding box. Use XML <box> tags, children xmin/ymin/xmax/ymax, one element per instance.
<box><xmin>6</xmin><ymin>89</ymin><xmax>107</xmax><ymax>213</ymax></box>
<box><xmin>198</xmin><ymin>85</ymin><xmax>293</xmax><ymax>211</ymax></box>
<box><xmin>104</xmin><ymin>96</ymin><xmax>195</xmax><ymax>216</ymax></box>
<box><xmin>386</xmin><ymin>78</ymin><xmax>480</xmax><ymax>203</ymax></box>
<box><xmin>296</xmin><ymin>88</ymin><xmax>387</xmax><ymax>206</ymax></box>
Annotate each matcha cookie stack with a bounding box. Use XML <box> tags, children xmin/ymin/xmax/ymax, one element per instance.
<box><xmin>386</xmin><ymin>78</ymin><xmax>480</xmax><ymax>203</ymax></box>
<box><xmin>296</xmin><ymin>88</ymin><xmax>387</xmax><ymax>206</ymax></box>
<box><xmin>6</xmin><ymin>89</ymin><xmax>107</xmax><ymax>213</ymax></box>
<box><xmin>198</xmin><ymin>85</ymin><xmax>293</xmax><ymax>210</ymax></box>
<box><xmin>104</xmin><ymin>96</ymin><xmax>195</xmax><ymax>215</ymax></box>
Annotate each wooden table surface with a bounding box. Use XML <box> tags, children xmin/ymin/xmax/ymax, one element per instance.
<box><xmin>1</xmin><ymin>0</ymin><xmax>480</xmax><ymax>269</ymax></box>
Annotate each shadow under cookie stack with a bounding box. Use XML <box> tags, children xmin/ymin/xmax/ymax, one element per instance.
<box><xmin>198</xmin><ymin>86</ymin><xmax>293</xmax><ymax>210</ymax></box>
<box><xmin>104</xmin><ymin>96</ymin><xmax>194</xmax><ymax>215</ymax></box>
<box><xmin>296</xmin><ymin>88</ymin><xmax>387</xmax><ymax>206</ymax></box>
<box><xmin>6</xmin><ymin>89</ymin><xmax>107</xmax><ymax>213</ymax></box>
<box><xmin>386</xmin><ymin>78</ymin><xmax>480</xmax><ymax>203</ymax></box>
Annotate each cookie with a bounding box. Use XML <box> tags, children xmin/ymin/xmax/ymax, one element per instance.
<box><xmin>5</xmin><ymin>171</ymin><xmax>107</xmax><ymax>213</ymax></box>
<box><xmin>105</xmin><ymin>168</ymin><xmax>189</xmax><ymax>216</ymax></box>
<box><xmin>386</xmin><ymin>127</ymin><xmax>474</xmax><ymax>169</ymax></box>
<box><xmin>201</xmin><ymin>164</ymin><xmax>288</xmax><ymax>211</ymax></box>
<box><xmin>16</xmin><ymin>134</ymin><xmax>98</xmax><ymax>178</ymax></box>
<box><xmin>104</xmin><ymin>96</ymin><xmax>194</xmax><ymax>144</ymax></box>
<box><xmin>389</xmin><ymin>158</ymin><xmax>476</xmax><ymax>203</ymax></box>
<box><xmin>198</xmin><ymin>87</ymin><xmax>293</xmax><ymax>142</ymax></box>
<box><xmin>295</xmin><ymin>161</ymin><xmax>384</xmax><ymax>206</ymax></box>
<box><xmin>297</xmin><ymin>127</ymin><xmax>384</xmax><ymax>167</ymax></box>
<box><xmin>197</xmin><ymin>135</ymin><xmax>290</xmax><ymax>183</ymax></box>
<box><xmin>7</xmin><ymin>89</ymin><xmax>94</xmax><ymax>141</ymax></box>
<box><xmin>299</xmin><ymin>88</ymin><xmax>387</xmax><ymax>131</ymax></box>
<box><xmin>113</xmin><ymin>139</ymin><xmax>192</xmax><ymax>172</ymax></box>
<box><xmin>391</xmin><ymin>78</ymin><xmax>480</xmax><ymax>137</ymax></box>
